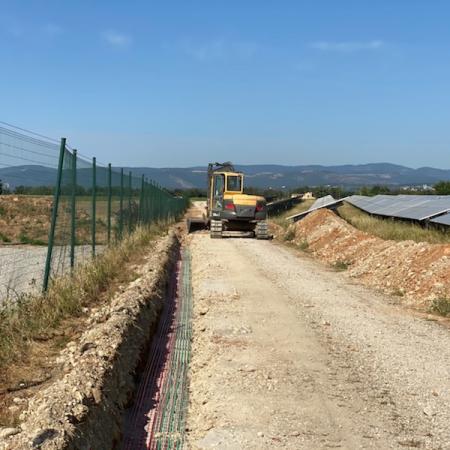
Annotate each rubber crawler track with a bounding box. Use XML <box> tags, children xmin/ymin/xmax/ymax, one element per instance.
<box><xmin>122</xmin><ymin>249</ymin><xmax>192</xmax><ymax>450</ymax></box>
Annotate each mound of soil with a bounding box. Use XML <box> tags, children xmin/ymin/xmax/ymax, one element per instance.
<box><xmin>289</xmin><ymin>209</ymin><xmax>450</xmax><ymax>309</ymax></box>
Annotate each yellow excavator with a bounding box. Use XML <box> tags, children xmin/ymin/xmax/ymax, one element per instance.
<box><xmin>187</xmin><ymin>162</ymin><xmax>270</xmax><ymax>239</ymax></box>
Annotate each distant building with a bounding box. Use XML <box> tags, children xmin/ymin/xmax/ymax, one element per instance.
<box><xmin>301</xmin><ymin>192</ymin><xmax>315</xmax><ymax>200</ymax></box>
<box><xmin>401</xmin><ymin>184</ymin><xmax>435</xmax><ymax>192</ymax></box>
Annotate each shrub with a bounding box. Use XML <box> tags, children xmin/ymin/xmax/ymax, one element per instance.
<box><xmin>430</xmin><ymin>298</ymin><xmax>450</xmax><ymax>317</ymax></box>
<box><xmin>333</xmin><ymin>260</ymin><xmax>350</xmax><ymax>271</ymax></box>
<box><xmin>283</xmin><ymin>228</ymin><xmax>295</xmax><ymax>241</ymax></box>
<box><xmin>298</xmin><ymin>240</ymin><xmax>309</xmax><ymax>251</ymax></box>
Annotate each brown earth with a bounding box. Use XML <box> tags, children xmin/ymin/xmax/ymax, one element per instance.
<box><xmin>282</xmin><ymin>209</ymin><xmax>450</xmax><ymax>310</ymax></box>
<box><xmin>0</xmin><ymin>195</ymin><xmax>108</xmax><ymax>245</ymax></box>
<box><xmin>0</xmin><ymin>196</ymin><xmax>52</xmax><ymax>244</ymax></box>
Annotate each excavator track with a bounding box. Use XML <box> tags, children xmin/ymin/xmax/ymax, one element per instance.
<box><xmin>255</xmin><ymin>221</ymin><xmax>270</xmax><ymax>239</ymax></box>
<box><xmin>210</xmin><ymin>219</ymin><xmax>223</xmax><ymax>239</ymax></box>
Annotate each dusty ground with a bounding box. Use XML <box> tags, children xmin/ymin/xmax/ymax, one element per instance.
<box><xmin>186</xmin><ymin>233</ymin><xmax>450</xmax><ymax>449</ymax></box>
<box><xmin>0</xmin><ymin>194</ymin><xmax>111</xmax><ymax>299</ymax></box>
<box><xmin>0</xmin><ymin>245</ymin><xmax>102</xmax><ymax>300</ymax></box>
<box><xmin>283</xmin><ymin>209</ymin><xmax>450</xmax><ymax>309</ymax></box>
<box><xmin>0</xmin><ymin>196</ymin><xmax>52</xmax><ymax>244</ymax></box>
<box><xmin>0</xmin><ymin>195</ymin><xmax>109</xmax><ymax>245</ymax></box>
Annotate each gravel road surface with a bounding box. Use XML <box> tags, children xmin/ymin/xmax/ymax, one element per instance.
<box><xmin>0</xmin><ymin>245</ymin><xmax>102</xmax><ymax>300</ymax></box>
<box><xmin>186</xmin><ymin>234</ymin><xmax>450</xmax><ymax>449</ymax></box>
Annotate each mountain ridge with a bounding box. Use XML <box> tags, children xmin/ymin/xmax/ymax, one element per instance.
<box><xmin>1</xmin><ymin>163</ymin><xmax>449</xmax><ymax>190</ymax></box>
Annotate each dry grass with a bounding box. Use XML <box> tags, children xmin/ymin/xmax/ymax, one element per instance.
<box><xmin>0</xmin><ymin>195</ymin><xmax>52</xmax><ymax>244</ymax></box>
<box><xmin>0</xmin><ymin>222</ymin><xmax>169</xmax><ymax>373</ymax></box>
<box><xmin>270</xmin><ymin>199</ymin><xmax>315</xmax><ymax>229</ymax></box>
<box><xmin>337</xmin><ymin>203</ymin><xmax>450</xmax><ymax>244</ymax></box>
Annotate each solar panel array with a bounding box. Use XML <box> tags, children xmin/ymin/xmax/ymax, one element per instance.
<box><xmin>430</xmin><ymin>213</ymin><xmax>450</xmax><ymax>226</ymax></box>
<box><xmin>310</xmin><ymin>195</ymin><xmax>337</xmax><ymax>210</ymax></box>
<box><xmin>286</xmin><ymin>195</ymin><xmax>347</xmax><ymax>222</ymax></box>
<box><xmin>346</xmin><ymin>195</ymin><xmax>450</xmax><ymax>225</ymax></box>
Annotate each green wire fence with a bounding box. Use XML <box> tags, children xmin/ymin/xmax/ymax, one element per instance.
<box><xmin>0</xmin><ymin>123</ymin><xmax>187</xmax><ymax>299</ymax></box>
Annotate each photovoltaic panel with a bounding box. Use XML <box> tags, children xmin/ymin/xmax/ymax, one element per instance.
<box><xmin>346</xmin><ymin>195</ymin><xmax>450</xmax><ymax>223</ymax></box>
<box><xmin>310</xmin><ymin>195</ymin><xmax>336</xmax><ymax>209</ymax></box>
<box><xmin>430</xmin><ymin>213</ymin><xmax>450</xmax><ymax>226</ymax></box>
<box><xmin>287</xmin><ymin>195</ymin><xmax>347</xmax><ymax>222</ymax></box>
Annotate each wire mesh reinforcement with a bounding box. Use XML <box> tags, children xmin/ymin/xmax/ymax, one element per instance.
<box><xmin>0</xmin><ymin>123</ymin><xmax>188</xmax><ymax>301</ymax></box>
<box><xmin>122</xmin><ymin>248</ymin><xmax>192</xmax><ymax>450</ymax></box>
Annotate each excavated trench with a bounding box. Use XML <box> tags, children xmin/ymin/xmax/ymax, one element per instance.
<box><xmin>120</xmin><ymin>248</ymin><xmax>192</xmax><ymax>450</ymax></box>
<box><xmin>3</xmin><ymin>232</ymin><xmax>192</xmax><ymax>450</ymax></box>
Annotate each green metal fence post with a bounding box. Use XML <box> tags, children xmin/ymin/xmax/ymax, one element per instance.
<box><xmin>146</xmin><ymin>178</ymin><xmax>151</xmax><ymax>224</ymax></box>
<box><xmin>161</xmin><ymin>185</ymin><xmax>165</xmax><ymax>221</ymax></box>
<box><xmin>158</xmin><ymin>183</ymin><xmax>164</xmax><ymax>220</ymax></box>
<box><xmin>92</xmin><ymin>157</ymin><xmax>97</xmax><ymax>257</ymax></box>
<box><xmin>119</xmin><ymin>168</ymin><xmax>124</xmax><ymax>239</ymax></box>
<box><xmin>107</xmin><ymin>163</ymin><xmax>112</xmax><ymax>245</ymax></box>
<box><xmin>149</xmin><ymin>180</ymin><xmax>154</xmax><ymax>222</ymax></box>
<box><xmin>43</xmin><ymin>137</ymin><xmax>66</xmax><ymax>292</ymax></box>
<box><xmin>70</xmin><ymin>149</ymin><xmax>77</xmax><ymax>270</ymax></box>
<box><xmin>154</xmin><ymin>183</ymin><xmax>158</xmax><ymax>221</ymax></box>
<box><xmin>148</xmin><ymin>180</ymin><xmax>153</xmax><ymax>223</ymax></box>
<box><xmin>128</xmin><ymin>171</ymin><xmax>132</xmax><ymax>234</ymax></box>
<box><xmin>139</xmin><ymin>174</ymin><xmax>145</xmax><ymax>224</ymax></box>
<box><xmin>161</xmin><ymin>187</ymin><xmax>166</xmax><ymax>221</ymax></box>
<box><xmin>155</xmin><ymin>182</ymin><xmax>159</xmax><ymax>221</ymax></box>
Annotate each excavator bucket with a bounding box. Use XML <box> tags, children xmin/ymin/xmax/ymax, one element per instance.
<box><xmin>187</xmin><ymin>217</ymin><xmax>208</xmax><ymax>233</ymax></box>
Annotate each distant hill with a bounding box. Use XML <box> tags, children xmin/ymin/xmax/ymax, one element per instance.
<box><xmin>1</xmin><ymin>163</ymin><xmax>449</xmax><ymax>190</ymax></box>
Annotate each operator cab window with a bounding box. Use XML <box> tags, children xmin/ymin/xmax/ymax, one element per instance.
<box><xmin>227</xmin><ymin>175</ymin><xmax>242</xmax><ymax>192</ymax></box>
<box><xmin>214</xmin><ymin>174</ymin><xmax>225</xmax><ymax>197</ymax></box>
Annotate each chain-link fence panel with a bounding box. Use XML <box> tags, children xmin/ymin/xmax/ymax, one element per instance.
<box><xmin>0</xmin><ymin>123</ymin><xmax>188</xmax><ymax>301</ymax></box>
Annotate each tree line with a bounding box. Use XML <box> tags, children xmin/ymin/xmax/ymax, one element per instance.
<box><xmin>1</xmin><ymin>180</ymin><xmax>450</xmax><ymax>198</ymax></box>
<box><xmin>0</xmin><ymin>182</ymin><xmax>150</xmax><ymax>196</ymax></box>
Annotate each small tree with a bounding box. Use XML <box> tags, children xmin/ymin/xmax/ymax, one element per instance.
<box><xmin>359</xmin><ymin>185</ymin><xmax>391</xmax><ymax>196</ymax></box>
<box><xmin>434</xmin><ymin>181</ymin><xmax>450</xmax><ymax>195</ymax></box>
<box><xmin>0</xmin><ymin>179</ymin><xmax>3</xmax><ymax>195</ymax></box>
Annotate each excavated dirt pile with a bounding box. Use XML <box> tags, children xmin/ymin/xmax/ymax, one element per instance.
<box><xmin>288</xmin><ymin>209</ymin><xmax>450</xmax><ymax>309</ymax></box>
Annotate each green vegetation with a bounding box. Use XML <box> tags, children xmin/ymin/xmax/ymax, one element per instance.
<box><xmin>337</xmin><ymin>203</ymin><xmax>450</xmax><ymax>244</ymax></box>
<box><xmin>283</xmin><ymin>228</ymin><xmax>296</xmax><ymax>242</ymax></box>
<box><xmin>8</xmin><ymin>179</ymin><xmax>450</xmax><ymax>200</ymax></box>
<box><xmin>298</xmin><ymin>240</ymin><xmax>309</xmax><ymax>251</ymax></box>
<box><xmin>172</xmin><ymin>188</ymin><xmax>206</xmax><ymax>199</ymax></box>
<box><xmin>14</xmin><ymin>185</ymin><xmax>54</xmax><ymax>195</ymax></box>
<box><xmin>358</xmin><ymin>185</ymin><xmax>394</xmax><ymax>196</ymax></box>
<box><xmin>391</xmin><ymin>288</ymin><xmax>405</xmax><ymax>297</ymax></box>
<box><xmin>332</xmin><ymin>260</ymin><xmax>351</xmax><ymax>271</ymax></box>
<box><xmin>430</xmin><ymin>298</ymin><xmax>450</xmax><ymax>317</ymax></box>
<box><xmin>18</xmin><ymin>233</ymin><xmax>47</xmax><ymax>246</ymax></box>
<box><xmin>0</xmin><ymin>232</ymin><xmax>11</xmax><ymax>243</ymax></box>
<box><xmin>0</xmin><ymin>223</ymin><xmax>168</xmax><ymax>371</ymax></box>
<box><xmin>434</xmin><ymin>181</ymin><xmax>450</xmax><ymax>195</ymax></box>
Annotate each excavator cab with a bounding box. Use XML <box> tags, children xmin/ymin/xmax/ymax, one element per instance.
<box><xmin>209</xmin><ymin>171</ymin><xmax>243</xmax><ymax>213</ymax></box>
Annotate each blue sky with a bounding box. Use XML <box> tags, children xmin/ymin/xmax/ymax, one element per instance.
<box><xmin>1</xmin><ymin>0</ymin><xmax>450</xmax><ymax>168</ymax></box>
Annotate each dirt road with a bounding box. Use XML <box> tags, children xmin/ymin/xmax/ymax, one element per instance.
<box><xmin>185</xmin><ymin>234</ymin><xmax>450</xmax><ymax>449</ymax></box>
